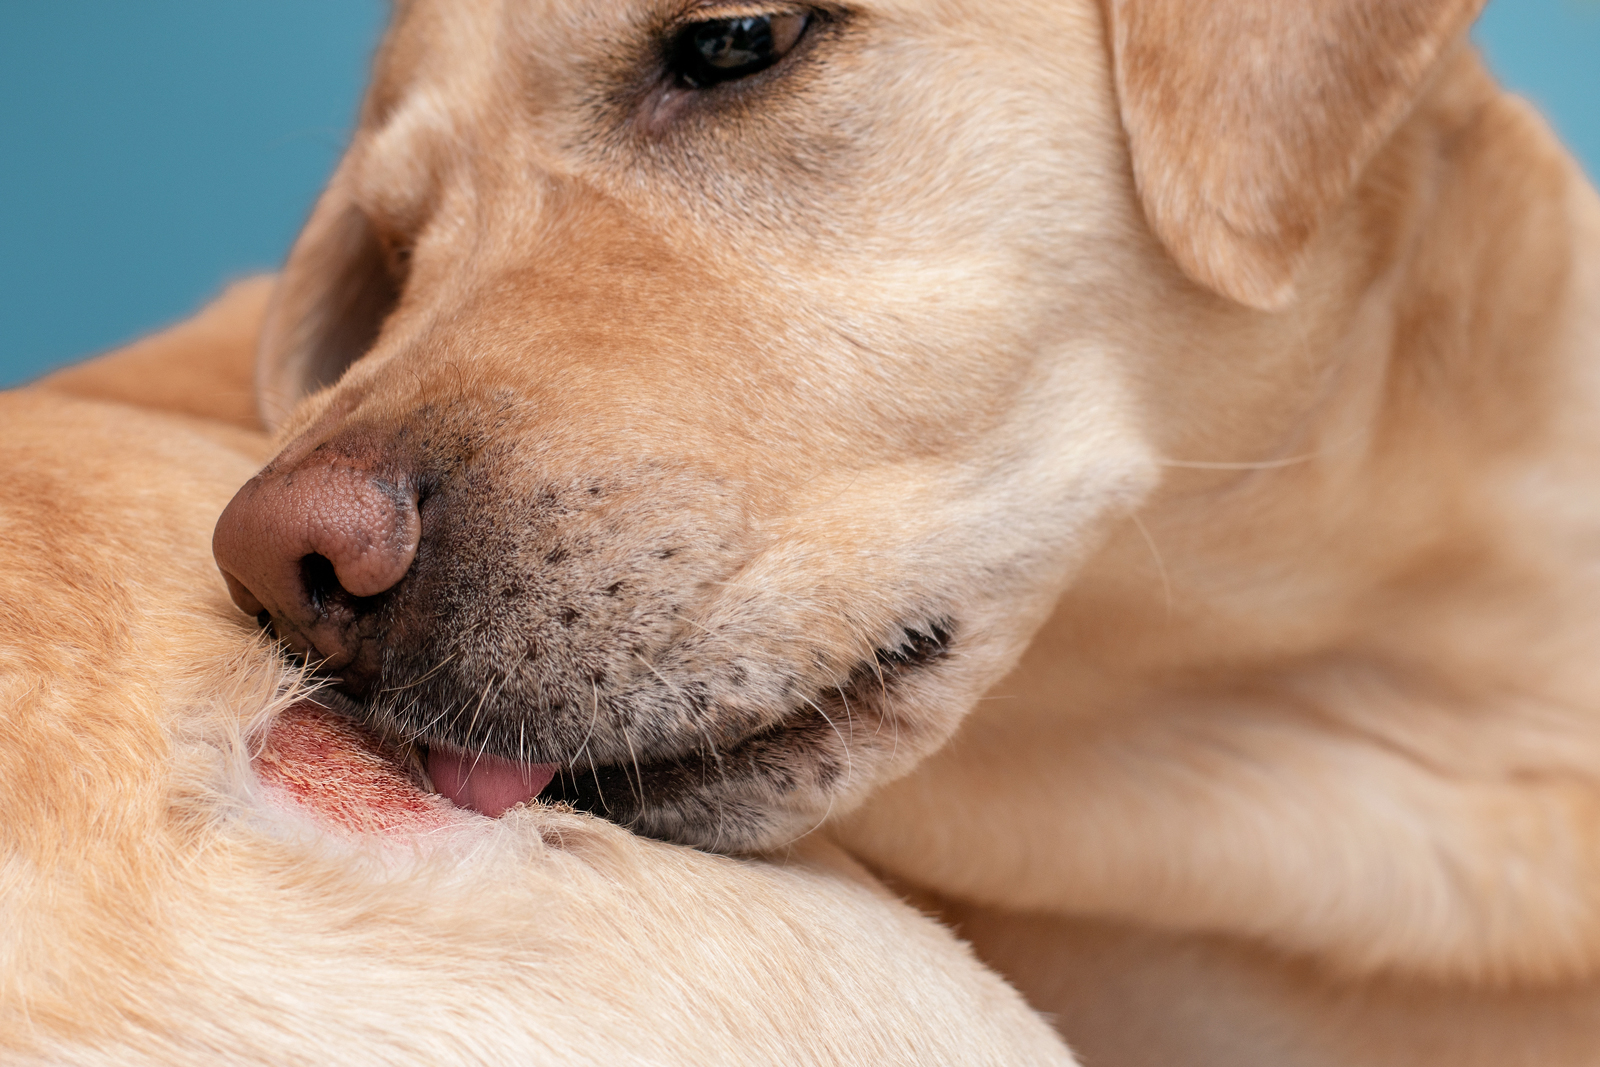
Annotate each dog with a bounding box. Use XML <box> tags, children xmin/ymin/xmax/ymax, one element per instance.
<box><xmin>2</xmin><ymin>286</ymin><xmax>1074</xmax><ymax>1065</ymax></box>
<box><xmin>206</xmin><ymin>0</ymin><xmax>1600</xmax><ymax>1060</ymax></box>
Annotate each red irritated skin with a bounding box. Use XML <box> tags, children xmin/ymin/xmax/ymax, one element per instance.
<box><xmin>254</xmin><ymin>702</ymin><xmax>561</xmax><ymax>829</ymax></box>
<box><xmin>254</xmin><ymin>702</ymin><xmax>469</xmax><ymax>833</ymax></box>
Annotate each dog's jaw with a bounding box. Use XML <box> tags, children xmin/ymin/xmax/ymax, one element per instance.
<box><xmin>532</xmin><ymin>621</ymin><xmax>955</xmax><ymax>849</ymax></box>
<box><xmin>251</xmin><ymin>622</ymin><xmax>955</xmax><ymax>847</ymax></box>
<box><xmin>326</xmin><ymin>613</ymin><xmax>960</xmax><ymax>850</ymax></box>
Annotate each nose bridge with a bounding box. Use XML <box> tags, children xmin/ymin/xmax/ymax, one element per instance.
<box><xmin>376</xmin><ymin>198</ymin><xmax>757</xmax><ymax>420</ymax></box>
<box><xmin>323</xmin><ymin>163</ymin><xmax>804</xmax><ymax>474</ymax></box>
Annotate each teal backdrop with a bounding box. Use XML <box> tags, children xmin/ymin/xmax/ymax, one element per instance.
<box><xmin>1</xmin><ymin>1</ymin><xmax>1596</xmax><ymax>386</ymax></box>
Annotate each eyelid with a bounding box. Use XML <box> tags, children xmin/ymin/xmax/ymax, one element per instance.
<box><xmin>671</xmin><ymin>2</ymin><xmax>812</xmax><ymax>30</ymax></box>
<box><xmin>682</xmin><ymin>2</ymin><xmax>805</xmax><ymax>14</ymax></box>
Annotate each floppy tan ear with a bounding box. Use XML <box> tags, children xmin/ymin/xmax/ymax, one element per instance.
<box><xmin>1106</xmin><ymin>0</ymin><xmax>1486</xmax><ymax>310</ymax></box>
<box><xmin>256</xmin><ymin>177</ymin><xmax>401</xmax><ymax>430</ymax></box>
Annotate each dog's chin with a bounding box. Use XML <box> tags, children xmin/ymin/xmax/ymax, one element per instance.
<box><xmin>532</xmin><ymin>705</ymin><xmax>853</xmax><ymax>851</ymax></box>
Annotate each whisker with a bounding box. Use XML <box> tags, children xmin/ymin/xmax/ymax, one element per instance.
<box><xmin>570</xmin><ymin>680</ymin><xmax>603</xmax><ymax>763</ymax></box>
<box><xmin>1129</xmin><ymin>510</ymin><xmax>1173</xmax><ymax>621</ymax></box>
<box><xmin>584</xmin><ymin>741</ymin><xmax>609</xmax><ymax>815</ymax></box>
<box><xmin>619</xmin><ymin>716</ymin><xmax>645</xmax><ymax>809</ymax></box>
<box><xmin>785</xmin><ymin>768</ymin><xmax>838</xmax><ymax>848</ymax></box>
<box><xmin>669</xmin><ymin>612</ymin><xmax>718</xmax><ymax>638</ymax></box>
<box><xmin>1156</xmin><ymin>426</ymin><xmax>1370</xmax><ymax>471</ymax></box>
<box><xmin>402</xmin><ymin>696</ymin><xmax>454</xmax><ymax>746</ymax></box>
<box><xmin>462</xmin><ymin>670</ymin><xmax>510</xmax><ymax>777</ymax></box>
<box><xmin>376</xmin><ymin>650</ymin><xmax>460</xmax><ymax>694</ymax></box>
<box><xmin>633</xmin><ymin>652</ymin><xmax>695</xmax><ymax>719</ymax></box>
<box><xmin>802</xmin><ymin>693</ymin><xmax>852</xmax><ymax>789</ymax></box>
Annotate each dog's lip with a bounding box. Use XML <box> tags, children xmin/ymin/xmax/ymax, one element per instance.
<box><xmin>424</xmin><ymin>746</ymin><xmax>559</xmax><ymax>818</ymax></box>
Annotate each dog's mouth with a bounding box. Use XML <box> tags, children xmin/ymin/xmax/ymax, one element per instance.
<box><xmin>281</xmin><ymin>619</ymin><xmax>955</xmax><ymax>847</ymax></box>
<box><xmin>255</xmin><ymin>699</ymin><xmax>569</xmax><ymax>830</ymax></box>
<box><xmin>256</xmin><ymin>698</ymin><xmax>567</xmax><ymax>830</ymax></box>
<box><xmin>291</xmin><ymin>684</ymin><xmax>805</xmax><ymax>835</ymax></box>
<box><xmin>411</xmin><ymin>695</ymin><xmax>853</xmax><ymax>845</ymax></box>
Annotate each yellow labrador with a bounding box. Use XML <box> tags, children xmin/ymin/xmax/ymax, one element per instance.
<box><xmin>207</xmin><ymin>0</ymin><xmax>1600</xmax><ymax>1060</ymax></box>
<box><xmin>3</xmin><ymin>287</ymin><xmax>1073</xmax><ymax>1065</ymax></box>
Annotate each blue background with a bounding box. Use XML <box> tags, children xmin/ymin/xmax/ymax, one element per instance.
<box><xmin>1</xmin><ymin>0</ymin><xmax>1596</xmax><ymax>387</ymax></box>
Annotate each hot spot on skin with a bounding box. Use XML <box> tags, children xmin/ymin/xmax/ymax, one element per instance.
<box><xmin>254</xmin><ymin>701</ymin><xmax>470</xmax><ymax>834</ymax></box>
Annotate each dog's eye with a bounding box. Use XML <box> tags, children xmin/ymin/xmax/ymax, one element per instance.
<box><xmin>669</xmin><ymin>12</ymin><xmax>809</xmax><ymax>89</ymax></box>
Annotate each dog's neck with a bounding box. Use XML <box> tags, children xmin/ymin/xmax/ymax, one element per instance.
<box><xmin>840</xmin><ymin>50</ymin><xmax>1600</xmax><ymax>984</ymax></box>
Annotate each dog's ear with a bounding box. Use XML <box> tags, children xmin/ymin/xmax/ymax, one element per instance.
<box><xmin>1106</xmin><ymin>0</ymin><xmax>1486</xmax><ymax>310</ymax></box>
<box><xmin>256</xmin><ymin>178</ymin><xmax>401</xmax><ymax>430</ymax></box>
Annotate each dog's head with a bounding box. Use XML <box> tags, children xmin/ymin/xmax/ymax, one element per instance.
<box><xmin>214</xmin><ymin>0</ymin><xmax>1482</xmax><ymax>849</ymax></box>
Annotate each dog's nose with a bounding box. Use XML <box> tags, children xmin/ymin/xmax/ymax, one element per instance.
<box><xmin>213</xmin><ymin>450</ymin><xmax>420</xmax><ymax>674</ymax></box>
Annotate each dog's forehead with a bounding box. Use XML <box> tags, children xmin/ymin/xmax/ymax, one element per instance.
<box><xmin>375</xmin><ymin>0</ymin><xmax>700</xmax><ymax>97</ymax></box>
<box><xmin>321</xmin><ymin>0</ymin><xmax>1142</xmax><ymax>424</ymax></box>
<box><xmin>367</xmin><ymin>0</ymin><xmax>1108</xmax><ymax>117</ymax></box>
<box><xmin>352</xmin><ymin>0</ymin><xmax>1117</xmax><ymax>209</ymax></box>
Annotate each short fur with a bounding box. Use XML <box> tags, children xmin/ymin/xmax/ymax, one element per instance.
<box><xmin>224</xmin><ymin>0</ymin><xmax>1600</xmax><ymax>1060</ymax></box>
<box><xmin>1</xmin><ymin>290</ymin><xmax>1073</xmax><ymax>1065</ymax></box>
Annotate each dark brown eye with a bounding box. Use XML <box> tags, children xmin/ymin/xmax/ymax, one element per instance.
<box><xmin>669</xmin><ymin>12</ymin><xmax>809</xmax><ymax>89</ymax></box>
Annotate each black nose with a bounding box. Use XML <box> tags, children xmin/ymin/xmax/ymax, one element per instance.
<box><xmin>213</xmin><ymin>444</ymin><xmax>420</xmax><ymax>683</ymax></box>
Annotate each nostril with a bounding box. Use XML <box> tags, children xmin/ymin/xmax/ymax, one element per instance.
<box><xmin>214</xmin><ymin>459</ymin><xmax>422</xmax><ymax>628</ymax></box>
<box><xmin>300</xmin><ymin>554</ymin><xmax>342</xmax><ymax>617</ymax></box>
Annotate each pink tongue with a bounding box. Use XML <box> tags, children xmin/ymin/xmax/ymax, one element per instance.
<box><xmin>426</xmin><ymin>748</ymin><xmax>558</xmax><ymax>818</ymax></box>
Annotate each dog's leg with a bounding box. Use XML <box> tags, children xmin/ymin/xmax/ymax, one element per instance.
<box><xmin>32</xmin><ymin>275</ymin><xmax>272</xmax><ymax>431</ymax></box>
<box><xmin>948</xmin><ymin>904</ymin><xmax>1600</xmax><ymax>1067</ymax></box>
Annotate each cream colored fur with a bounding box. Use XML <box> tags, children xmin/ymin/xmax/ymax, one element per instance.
<box><xmin>838</xmin><ymin>38</ymin><xmax>1600</xmax><ymax>976</ymax></box>
<box><xmin>832</xmin><ymin>13</ymin><xmax>1600</xmax><ymax>1065</ymax></box>
<box><xmin>1</xmin><ymin>291</ymin><xmax>1073</xmax><ymax>1065</ymax></box>
<box><xmin>74</xmin><ymin>0</ymin><xmax>1600</xmax><ymax>1061</ymax></box>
